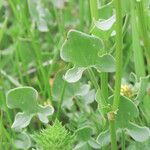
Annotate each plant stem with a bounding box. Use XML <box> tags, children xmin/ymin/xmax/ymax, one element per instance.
<box><xmin>56</xmin><ymin>81</ymin><xmax>66</xmax><ymax>119</ymax></box>
<box><xmin>136</xmin><ymin>1</ymin><xmax>150</xmax><ymax>71</ymax></box>
<box><xmin>79</xmin><ymin>0</ymin><xmax>84</xmax><ymax>30</ymax></box>
<box><xmin>109</xmin><ymin>119</ymin><xmax>117</xmax><ymax>150</ymax></box>
<box><xmin>109</xmin><ymin>0</ymin><xmax>123</xmax><ymax>150</ymax></box>
<box><xmin>121</xmin><ymin>129</ymin><xmax>125</xmax><ymax>150</ymax></box>
<box><xmin>89</xmin><ymin>0</ymin><xmax>108</xmax><ymax>127</ymax></box>
<box><xmin>87</xmin><ymin>68</ymin><xmax>99</xmax><ymax>90</ymax></box>
<box><xmin>130</xmin><ymin>0</ymin><xmax>145</xmax><ymax>78</ymax></box>
<box><xmin>112</xmin><ymin>0</ymin><xmax>123</xmax><ymax>111</ymax></box>
<box><xmin>89</xmin><ymin>0</ymin><xmax>98</xmax><ymax>20</ymax></box>
<box><xmin>101</xmin><ymin>73</ymin><xmax>108</xmax><ymax>105</ymax></box>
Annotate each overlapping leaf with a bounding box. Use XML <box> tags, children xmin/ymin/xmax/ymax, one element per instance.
<box><xmin>75</xmin><ymin>126</ymin><xmax>93</xmax><ymax>141</ymax></box>
<box><xmin>52</xmin><ymin>72</ymin><xmax>90</xmax><ymax>109</ymax></box>
<box><xmin>109</xmin><ymin>96</ymin><xmax>139</xmax><ymax>128</ymax></box>
<box><xmin>6</xmin><ymin>87</ymin><xmax>54</xmax><ymax>130</ymax></box>
<box><xmin>126</xmin><ymin>122</ymin><xmax>150</xmax><ymax>142</ymax></box>
<box><xmin>60</xmin><ymin>30</ymin><xmax>115</xmax><ymax>83</ymax></box>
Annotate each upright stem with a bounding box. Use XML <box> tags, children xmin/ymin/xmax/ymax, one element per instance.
<box><xmin>109</xmin><ymin>0</ymin><xmax>123</xmax><ymax>150</ymax></box>
<box><xmin>130</xmin><ymin>0</ymin><xmax>145</xmax><ymax>78</ymax></box>
<box><xmin>136</xmin><ymin>1</ymin><xmax>150</xmax><ymax>69</ymax></box>
<box><xmin>56</xmin><ymin>81</ymin><xmax>66</xmax><ymax>119</ymax></box>
<box><xmin>121</xmin><ymin>129</ymin><xmax>125</xmax><ymax>150</ymax></box>
<box><xmin>79</xmin><ymin>0</ymin><xmax>84</xmax><ymax>30</ymax></box>
<box><xmin>109</xmin><ymin>119</ymin><xmax>117</xmax><ymax>150</ymax></box>
<box><xmin>89</xmin><ymin>0</ymin><xmax>98</xmax><ymax>20</ymax></box>
<box><xmin>101</xmin><ymin>73</ymin><xmax>108</xmax><ymax>105</ymax></box>
<box><xmin>89</xmin><ymin>0</ymin><xmax>108</xmax><ymax>107</ymax></box>
<box><xmin>112</xmin><ymin>0</ymin><xmax>123</xmax><ymax>110</ymax></box>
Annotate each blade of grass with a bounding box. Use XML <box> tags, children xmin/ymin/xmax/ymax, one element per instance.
<box><xmin>130</xmin><ymin>0</ymin><xmax>146</xmax><ymax>78</ymax></box>
<box><xmin>136</xmin><ymin>0</ymin><xmax>150</xmax><ymax>72</ymax></box>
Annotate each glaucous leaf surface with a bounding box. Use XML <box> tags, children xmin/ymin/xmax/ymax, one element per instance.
<box><xmin>61</xmin><ymin>30</ymin><xmax>115</xmax><ymax>82</ymax></box>
<box><xmin>97</xmin><ymin>129</ymin><xmax>110</xmax><ymax>148</ymax></box>
<box><xmin>126</xmin><ymin>122</ymin><xmax>150</xmax><ymax>142</ymax></box>
<box><xmin>75</xmin><ymin>126</ymin><xmax>93</xmax><ymax>141</ymax></box>
<box><xmin>14</xmin><ymin>132</ymin><xmax>31</xmax><ymax>150</ymax></box>
<box><xmin>6</xmin><ymin>87</ymin><xmax>54</xmax><ymax>130</ymax></box>
<box><xmin>106</xmin><ymin>95</ymin><xmax>139</xmax><ymax>128</ymax></box>
<box><xmin>52</xmin><ymin>72</ymin><xmax>90</xmax><ymax>109</ymax></box>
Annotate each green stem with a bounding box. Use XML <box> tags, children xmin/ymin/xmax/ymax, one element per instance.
<box><xmin>89</xmin><ymin>0</ymin><xmax>98</xmax><ymax>20</ymax></box>
<box><xmin>130</xmin><ymin>0</ymin><xmax>145</xmax><ymax>78</ymax></box>
<box><xmin>0</xmin><ymin>70</ymin><xmax>21</xmax><ymax>87</ymax></box>
<box><xmin>87</xmin><ymin>68</ymin><xmax>99</xmax><ymax>90</ymax></box>
<box><xmin>112</xmin><ymin>0</ymin><xmax>123</xmax><ymax>111</ymax></box>
<box><xmin>89</xmin><ymin>0</ymin><xmax>109</xmax><ymax>107</ymax></box>
<box><xmin>79</xmin><ymin>0</ymin><xmax>84</xmax><ymax>30</ymax></box>
<box><xmin>110</xmin><ymin>0</ymin><xmax>123</xmax><ymax>150</ymax></box>
<box><xmin>56</xmin><ymin>64</ymin><xmax>70</xmax><ymax>119</ymax></box>
<box><xmin>109</xmin><ymin>119</ymin><xmax>117</xmax><ymax>150</ymax></box>
<box><xmin>136</xmin><ymin>1</ymin><xmax>150</xmax><ymax>70</ymax></box>
<box><xmin>89</xmin><ymin>0</ymin><xmax>109</xmax><ymax>129</ymax></box>
<box><xmin>121</xmin><ymin>129</ymin><xmax>125</xmax><ymax>150</ymax></box>
<box><xmin>56</xmin><ymin>81</ymin><xmax>66</xmax><ymax>119</ymax></box>
<box><xmin>101</xmin><ymin>72</ymin><xmax>108</xmax><ymax>105</ymax></box>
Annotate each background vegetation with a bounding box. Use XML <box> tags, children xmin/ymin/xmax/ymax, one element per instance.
<box><xmin>0</xmin><ymin>0</ymin><xmax>150</xmax><ymax>150</ymax></box>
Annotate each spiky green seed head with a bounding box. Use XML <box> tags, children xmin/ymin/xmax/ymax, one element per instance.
<box><xmin>34</xmin><ymin>120</ymin><xmax>75</xmax><ymax>150</ymax></box>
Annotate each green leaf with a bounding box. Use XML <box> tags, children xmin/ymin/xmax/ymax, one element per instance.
<box><xmin>98</xmin><ymin>1</ymin><xmax>113</xmax><ymax>19</ymax></box>
<box><xmin>109</xmin><ymin>96</ymin><xmax>139</xmax><ymax>128</ymax></box>
<box><xmin>74</xmin><ymin>142</ymin><xmax>92</xmax><ymax>150</ymax></box>
<box><xmin>37</xmin><ymin>105</ymin><xmax>54</xmax><ymax>123</ymax></box>
<box><xmin>14</xmin><ymin>132</ymin><xmax>31</xmax><ymax>150</ymax></box>
<box><xmin>75</xmin><ymin>126</ymin><xmax>93</xmax><ymax>141</ymax></box>
<box><xmin>135</xmin><ymin>76</ymin><xmax>150</xmax><ymax>105</ymax></box>
<box><xmin>81</xmin><ymin>89</ymin><xmax>95</xmax><ymax>104</ymax></box>
<box><xmin>6</xmin><ymin>87</ymin><xmax>54</xmax><ymax>130</ymax></box>
<box><xmin>126</xmin><ymin>122</ymin><xmax>150</xmax><ymax>142</ymax></box>
<box><xmin>6</xmin><ymin>87</ymin><xmax>38</xmax><ymax>113</ymax></box>
<box><xmin>61</xmin><ymin>30</ymin><xmax>103</xmax><ymax>66</ymax></box>
<box><xmin>94</xmin><ymin>15</ymin><xmax>116</xmax><ymax>31</ymax></box>
<box><xmin>64</xmin><ymin>66</ymin><xmax>85</xmax><ymax>83</ymax></box>
<box><xmin>88</xmin><ymin>138</ymin><xmax>101</xmax><ymax>149</ymax></box>
<box><xmin>91</xmin><ymin>15</ymin><xmax>115</xmax><ymax>40</ymax></box>
<box><xmin>12</xmin><ymin>112</ymin><xmax>33</xmax><ymax>130</ymax></box>
<box><xmin>127</xmin><ymin>140</ymin><xmax>150</xmax><ymax>150</ymax></box>
<box><xmin>60</xmin><ymin>30</ymin><xmax>115</xmax><ymax>82</ymax></box>
<box><xmin>52</xmin><ymin>72</ymin><xmax>90</xmax><ymax>109</ymax></box>
<box><xmin>96</xmin><ymin>129</ymin><xmax>110</xmax><ymax>147</ymax></box>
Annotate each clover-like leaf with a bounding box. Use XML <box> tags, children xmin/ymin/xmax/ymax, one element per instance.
<box><xmin>75</xmin><ymin>126</ymin><xmax>93</xmax><ymax>141</ymax></box>
<box><xmin>81</xmin><ymin>89</ymin><xmax>95</xmax><ymax>104</ymax></box>
<box><xmin>91</xmin><ymin>15</ymin><xmax>116</xmax><ymax>39</ymax></box>
<box><xmin>108</xmin><ymin>96</ymin><xmax>139</xmax><ymax>128</ymax></box>
<box><xmin>52</xmin><ymin>72</ymin><xmax>90</xmax><ymax>109</ymax></box>
<box><xmin>98</xmin><ymin>1</ymin><xmax>113</xmax><ymax>19</ymax></box>
<box><xmin>126</xmin><ymin>122</ymin><xmax>150</xmax><ymax>142</ymax></box>
<box><xmin>88</xmin><ymin>138</ymin><xmax>101</xmax><ymax>149</ymax></box>
<box><xmin>12</xmin><ymin>112</ymin><xmax>33</xmax><ymax>130</ymax></box>
<box><xmin>96</xmin><ymin>129</ymin><xmax>110</xmax><ymax>148</ymax></box>
<box><xmin>74</xmin><ymin>141</ymin><xmax>92</xmax><ymax>150</ymax></box>
<box><xmin>63</xmin><ymin>66</ymin><xmax>85</xmax><ymax>83</ymax></box>
<box><xmin>95</xmin><ymin>15</ymin><xmax>116</xmax><ymax>31</ymax></box>
<box><xmin>14</xmin><ymin>132</ymin><xmax>31</xmax><ymax>150</ymax></box>
<box><xmin>135</xmin><ymin>76</ymin><xmax>150</xmax><ymax>105</ymax></box>
<box><xmin>60</xmin><ymin>30</ymin><xmax>115</xmax><ymax>83</ymax></box>
<box><xmin>6</xmin><ymin>87</ymin><xmax>54</xmax><ymax>130</ymax></box>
